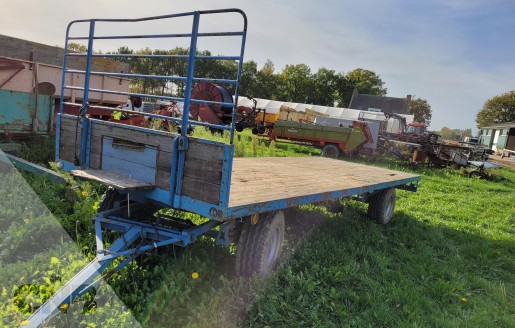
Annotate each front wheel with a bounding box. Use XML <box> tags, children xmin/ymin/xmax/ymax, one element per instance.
<box><xmin>235</xmin><ymin>211</ymin><xmax>285</xmax><ymax>277</ymax></box>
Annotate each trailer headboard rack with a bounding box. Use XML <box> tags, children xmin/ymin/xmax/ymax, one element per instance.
<box><xmin>55</xmin><ymin>9</ymin><xmax>247</xmax><ymax>219</ymax></box>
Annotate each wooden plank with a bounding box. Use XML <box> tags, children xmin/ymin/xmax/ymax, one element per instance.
<box><xmin>186</xmin><ymin>139</ymin><xmax>224</xmax><ymax>162</ymax></box>
<box><xmin>183</xmin><ymin>158</ymin><xmax>223</xmax><ymax>185</ymax></box>
<box><xmin>71</xmin><ymin>169</ymin><xmax>155</xmax><ymax>190</ymax></box>
<box><xmin>157</xmin><ymin>151</ymin><xmax>172</xmax><ymax>172</ymax></box>
<box><xmin>156</xmin><ymin>169</ymin><xmax>171</xmax><ymax>190</ymax></box>
<box><xmin>182</xmin><ymin>176</ymin><xmax>220</xmax><ymax>205</ymax></box>
<box><xmin>228</xmin><ymin>157</ymin><xmax>419</xmax><ymax>208</ymax></box>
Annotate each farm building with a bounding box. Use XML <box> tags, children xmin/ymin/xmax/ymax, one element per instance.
<box><xmin>0</xmin><ymin>35</ymin><xmax>129</xmax><ymax>135</ymax></box>
<box><xmin>348</xmin><ymin>89</ymin><xmax>412</xmax><ymax>114</ymax></box>
<box><xmin>478</xmin><ymin>121</ymin><xmax>515</xmax><ymax>152</ymax></box>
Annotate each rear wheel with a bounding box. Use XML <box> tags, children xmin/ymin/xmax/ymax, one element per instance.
<box><xmin>322</xmin><ymin>144</ymin><xmax>340</xmax><ymax>159</ymax></box>
<box><xmin>367</xmin><ymin>188</ymin><xmax>396</xmax><ymax>225</ymax></box>
<box><xmin>235</xmin><ymin>211</ymin><xmax>285</xmax><ymax>277</ymax></box>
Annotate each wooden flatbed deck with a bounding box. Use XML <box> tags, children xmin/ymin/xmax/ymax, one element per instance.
<box><xmin>229</xmin><ymin>157</ymin><xmax>419</xmax><ymax>208</ymax></box>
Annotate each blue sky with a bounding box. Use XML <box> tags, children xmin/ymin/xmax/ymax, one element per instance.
<box><xmin>2</xmin><ymin>0</ymin><xmax>514</xmax><ymax>132</ymax></box>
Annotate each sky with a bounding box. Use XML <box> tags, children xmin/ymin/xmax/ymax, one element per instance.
<box><xmin>2</xmin><ymin>0</ymin><xmax>514</xmax><ymax>132</ymax></box>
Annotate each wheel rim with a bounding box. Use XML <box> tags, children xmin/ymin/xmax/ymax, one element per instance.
<box><xmin>266</xmin><ymin>226</ymin><xmax>282</xmax><ymax>268</ymax></box>
<box><xmin>385</xmin><ymin>195</ymin><xmax>394</xmax><ymax>219</ymax></box>
<box><xmin>323</xmin><ymin>146</ymin><xmax>338</xmax><ymax>158</ymax></box>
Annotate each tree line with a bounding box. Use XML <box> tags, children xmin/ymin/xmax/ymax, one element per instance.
<box><xmin>68</xmin><ymin>43</ymin><xmax>433</xmax><ymax>124</ymax></box>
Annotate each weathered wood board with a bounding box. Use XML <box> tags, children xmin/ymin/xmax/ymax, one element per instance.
<box><xmin>228</xmin><ymin>157</ymin><xmax>418</xmax><ymax>208</ymax></box>
<box><xmin>59</xmin><ymin>115</ymin><xmax>227</xmax><ymax>205</ymax></box>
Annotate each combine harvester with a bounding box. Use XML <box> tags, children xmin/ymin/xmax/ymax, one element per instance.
<box><xmin>25</xmin><ymin>9</ymin><xmax>420</xmax><ymax>326</ymax></box>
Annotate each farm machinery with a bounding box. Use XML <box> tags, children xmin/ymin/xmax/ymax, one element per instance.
<box><xmin>16</xmin><ymin>10</ymin><xmax>423</xmax><ymax>327</ymax></box>
<box><xmin>377</xmin><ymin>114</ymin><xmax>491</xmax><ymax>167</ymax></box>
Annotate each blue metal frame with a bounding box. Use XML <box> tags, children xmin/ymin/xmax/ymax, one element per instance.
<box><xmin>25</xmin><ymin>206</ymin><xmax>222</xmax><ymax>327</ymax></box>
<box><xmin>56</xmin><ymin>10</ymin><xmax>247</xmax><ymax>219</ymax></box>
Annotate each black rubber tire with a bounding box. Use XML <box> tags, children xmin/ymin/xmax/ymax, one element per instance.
<box><xmin>367</xmin><ymin>188</ymin><xmax>396</xmax><ymax>225</ymax></box>
<box><xmin>97</xmin><ymin>187</ymin><xmax>123</xmax><ymax>213</ymax></box>
<box><xmin>322</xmin><ymin>144</ymin><xmax>340</xmax><ymax>159</ymax></box>
<box><xmin>235</xmin><ymin>211</ymin><xmax>285</xmax><ymax>277</ymax></box>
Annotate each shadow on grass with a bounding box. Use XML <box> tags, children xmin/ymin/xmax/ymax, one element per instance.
<box><xmin>244</xmin><ymin>203</ymin><xmax>514</xmax><ymax>328</ymax></box>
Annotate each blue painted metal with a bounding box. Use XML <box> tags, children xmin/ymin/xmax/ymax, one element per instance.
<box><xmin>0</xmin><ymin>90</ymin><xmax>53</xmax><ymax>134</ymax></box>
<box><xmin>26</xmin><ymin>207</ymin><xmax>223</xmax><ymax>327</ymax></box>
<box><xmin>55</xmin><ymin>114</ymin><xmax>61</xmax><ymax>160</ymax></box>
<box><xmin>64</xmin><ymin>70</ymin><xmax>239</xmax><ymax>85</ymax></box>
<box><xmin>218</xmin><ymin>144</ymin><xmax>235</xmax><ymax>210</ymax></box>
<box><xmin>101</xmin><ymin>137</ymin><xmax>158</xmax><ymax>184</ymax></box>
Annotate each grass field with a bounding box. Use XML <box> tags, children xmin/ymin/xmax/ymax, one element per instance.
<box><xmin>1</xmin><ymin>131</ymin><xmax>514</xmax><ymax>327</ymax></box>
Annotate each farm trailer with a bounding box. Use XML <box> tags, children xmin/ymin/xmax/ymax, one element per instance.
<box><xmin>25</xmin><ymin>10</ymin><xmax>420</xmax><ymax>327</ymax></box>
<box><xmin>266</xmin><ymin>119</ymin><xmax>375</xmax><ymax>158</ymax></box>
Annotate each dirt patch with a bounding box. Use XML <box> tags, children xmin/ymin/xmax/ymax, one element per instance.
<box><xmin>488</xmin><ymin>155</ymin><xmax>515</xmax><ymax>169</ymax></box>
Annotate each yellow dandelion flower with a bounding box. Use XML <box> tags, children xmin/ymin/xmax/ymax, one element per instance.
<box><xmin>81</xmin><ymin>190</ymin><xmax>88</xmax><ymax>197</ymax></box>
<box><xmin>21</xmin><ymin>320</ymin><xmax>30</xmax><ymax>326</ymax></box>
<box><xmin>191</xmin><ymin>272</ymin><xmax>199</xmax><ymax>279</ymax></box>
<box><xmin>60</xmin><ymin>303</ymin><xmax>69</xmax><ymax>310</ymax></box>
<box><xmin>460</xmin><ymin>297</ymin><xmax>468</xmax><ymax>302</ymax></box>
<box><xmin>50</xmin><ymin>257</ymin><xmax>61</xmax><ymax>266</ymax></box>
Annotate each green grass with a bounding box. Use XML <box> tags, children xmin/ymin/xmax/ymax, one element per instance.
<box><xmin>243</xmin><ymin>167</ymin><xmax>514</xmax><ymax>327</ymax></box>
<box><xmin>1</xmin><ymin>132</ymin><xmax>514</xmax><ymax>327</ymax></box>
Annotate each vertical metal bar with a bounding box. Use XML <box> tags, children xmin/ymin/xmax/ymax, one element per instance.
<box><xmin>180</xmin><ymin>12</ymin><xmax>199</xmax><ymax>137</ymax></box>
<box><xmin>169</xmin><ymin>137</ymin><xmax>179</xmax><ymax>206</ymax></box>
<box><xmin>95</xmin><ymin>220</ymin><xmax>104</xmax><ymax>256</ymax></box>
<box><xmin>229</xmin><ymin>13</ymin><xmax>248</xmax><ymax>144</ymax></box>
<box><xmin>85</xmin><ymin>119</ymin><xmax>92</xmax><ymax>168</ymax></box>
<box><xmin>217</xmin><ymin>144</ymin><xmax>234</xmax><ymax>215</ymax></box>
<box><xmin>55</xmin><ymin>113</ymin><xmax>61</xmax><ymax>161</ymax></box>
<box><xmin>56</xmin><ymin>24</ymin><xmax>74</xmax><ymax>161</ymax></box>
<box><xmin>174</xmin><ymin>12</ymin><xmax>200</xmax><ymax>202</ymax></box>
<box><xmin>79</xmin><ymin>20</ymin><xmax>96</xmax><ymax>168</ymax></box>
<box><xmin>82</xmin><ymin>20</ymin><xmax>96</xmax><ymax>115</ymax></box>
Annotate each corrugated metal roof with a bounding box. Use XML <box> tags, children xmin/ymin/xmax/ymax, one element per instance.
<box><xmin>479</xmin><ymin>121</ymin><xmax>515</xmax><ymax>129</ymax></box>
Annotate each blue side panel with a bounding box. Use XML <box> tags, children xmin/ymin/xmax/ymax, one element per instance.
<box><xmin>101</xmin><ymin>136</ymin><xmax>158</xmax><ymax>185</ymax></box>
<box><xmin>0</xmin><ymin>89</ymin><xmax>53</xmax><ymax>134</ymax></box>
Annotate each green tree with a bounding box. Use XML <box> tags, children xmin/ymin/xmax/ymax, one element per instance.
<box><xmin>439</xmin><ymin>127</ymin><xmax>463</xmax><ymax>141</ymax></box>
<box><xmin>278</xmin><ymin>64</ymin><xmax>313</xmax><ymax>103</ymax></box>
<box><xmin>67</xmin><ymin>42</ymin><xmax>88</xmax><ymax>53</ymax></box>
<box><xmin>308</xmin><ymin>68</ymin><xmax>339</xmax><ymax>106</ymax></box>
<box><xmin>336</xmin><ymin>68</ymin><xmax>387</xmax><ymax>107</ymax></box>
<box><xmin>239</xmin><ymin>60</ymin><xmax>258</xmax><ymax>98</ymax></box>
<box><xmin>461</xmin><ymin>128</ymin><xmax>472</xmax><ymax>139</ymax></box>
<box><xmin>409</xmin><ymin>97</ymin><xmax>432</xmax><ymax>126</ymax></box>
<box><xmin>476</xmin><ymin>90</ymin><xmax>515</xmax><ymax>127</ymax></box>
<box><xmin>255</xmin><ymin>60</ymin><xmax>279</xmax><ymax>100</ymax></box>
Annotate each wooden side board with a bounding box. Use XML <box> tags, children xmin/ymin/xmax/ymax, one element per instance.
<box><xmin>181</xmin><ymin>138</ymin><xmax>226</xmax><ymax>205</ymax></box>
<box><xmin>58</xmin><ymin>115</ymin><xmax>227</xmax><ymax>205</ymax></box>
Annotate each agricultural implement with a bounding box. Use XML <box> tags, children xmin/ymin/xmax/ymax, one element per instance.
<box><xmin>24</xmin><ymin>10</ymin><xmax>420</xmax><ymax>327</ymax></box>
<box><xmin>266</xmin><ymin>119</ymin><xmax>374</xmax><ymax>158</ymax></box>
